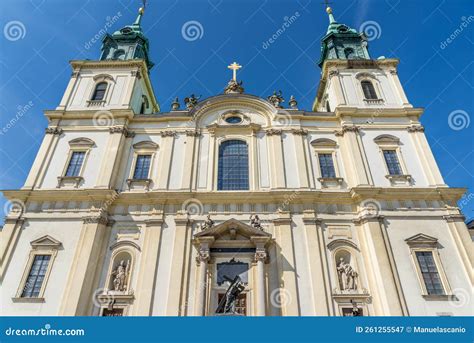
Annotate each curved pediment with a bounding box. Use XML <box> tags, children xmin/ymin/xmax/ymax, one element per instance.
<box><xmin>68</xmin><ymin>137</ymin><xmax>95</xmax><ymax>148</ymax></box>
<box><xmin>189</xmin><ymin>94</ymin><xmax>279</xmax><ymax>128</ymax></box>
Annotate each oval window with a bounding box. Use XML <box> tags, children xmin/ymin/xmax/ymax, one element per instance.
<box><xmin>225</xmin><ymin>116</ymin><xmax>242</xmax><ymax>124</ymax></box>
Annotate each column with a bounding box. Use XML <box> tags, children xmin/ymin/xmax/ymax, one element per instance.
<box><xmin>0</xmin><ymin>217</ymin><xmax>25</xmax><ymax>281</ymax></box>
<box><xmin>195</xmin><ymin>238</ymin><xmax>213</xmax><ymax>316</ymax></box>
<box><xmin>59</xmin><ymin>215</ymin><xmax>112</xmax><ymax>315</ymax></box>
<box><xmin>166</xmin><ymin>212</ymin><xmax>193</xmax><ymax>315</ymax></box>
<box><xmin>131</xmin><ymin>213</ymin><xmax>164</xmax><ymax>316</ymax></box>
<box><xmin>273</xmin><ymin>211</ymin><xmax>300</xmax><ymax>315</ymax></box>
<box><xmin>302</xmin><ymin>210</ymin><xmax>330</xmax><ymax>315</ymax></box>
<box><xmin>355</xmin><ymin>215</ymin><xmax>406</xmax><ymax>316</ymax></box>
<box><xmin>252</xmin><ymin>237</ymin><xmax>270</xmax><ymax>316</ymax></box>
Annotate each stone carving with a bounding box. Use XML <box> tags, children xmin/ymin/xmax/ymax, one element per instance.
<box><xmin>171</xmin><ymin>97</ymin><xmax>180</xmax><ymax>110</ymax></box>
<box><xmin>112</xmin><ymin>260</ymin><xmax>130</xmax><ymax>292</ymax></box>
<box><xmin>196</xmin><ymin>249</ymin><xmax>210</xmax><ymax>264</ymax></box>
<box><xmin>254</xmin><ymin>251</ymin><xmax>267</xmax><ymax>262</ymax></box>
<box><xmin>336</xmin><ymin>257</ymin><xmax>358</xmax><ymax>291</ymax></box>
<box><xmin>215</xmin><ymin>276</ymin><xmax>246</xmax><ymax>315</ymax></box>
<box><xmin>185</xmin><ymin>130</ymin><xmax>200</xmax><ymax>137</ymax></box>
<box><xmin>224</xmin><ymin>79</ymin><xmax>244</xmax><ymax>94</ymax></box>
<box><xmin>109</xmin><ymin>126</ymin><xmax>135</xmax><ymax>138</ymax></box>
<box><xmin>407</xmin><ymin>125</ymin><xmax>424</xmax><ymax>133</ymax></box>
<box><xmin>160</xmin><ymin>130</ymin><xmax>176</xmax><ymax>137</ymax></box>
<box><xmin>250</xmin><ymin>214</ymin><xmax>263</xmax><ymax>230</ymax></box>
<box><xmin>184</xmin><ymin>94</ymin><xmax>200</xmax><ymax>109</ymax></box>
<box><xmin>45</xmin><ymin>127</ymin><xmax>63</xmax><ymax>135</ymax></box>
<box><xmin>267</xmin><ymin>90</ymin><xmax>285</xmax><ymax>108</ymax></box>
<box><xmin>334</xmin><ymin>125</ymin><xmax>360</xmax><ymax>137</ymax></box>
<box><xmin>291</xmin><ymin>128</ymin><xmax>308</xmax><ymax>136</ymax></box>
<box><xmin>265</xmin><ymin>128</ymin><xmax>283</xmax><ymax>136</ymax></box>
<box><xmin>201</xmin><ymin>214</ymin><xmax>214</xmax><ymax>231</ymax></box>
<box><xmin>288</xmin><ymin>95</ymin><xmax>298</xmax><ymax>109</ymax></box>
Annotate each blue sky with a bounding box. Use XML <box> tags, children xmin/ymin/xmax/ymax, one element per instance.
<box><xmin>0</xmin><ymin>0</ymin><xmax>473</xmax><ymax>223</ymax></box>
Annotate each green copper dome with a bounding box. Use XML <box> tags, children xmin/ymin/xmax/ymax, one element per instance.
<box><xmin>318</xmin><ymin>6</ymin><xmax>370</xmax><ymax>68</ymax></box>
<box><xmin>100</xmin><ymin>8</ymin><xmax>154</xmax><ymax>70</ymax></box>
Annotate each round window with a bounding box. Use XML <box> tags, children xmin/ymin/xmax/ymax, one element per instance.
<box><xmin>225</xmin><ymin>116</ymin><xmax>242</xmax><ymax>124</ymax></box>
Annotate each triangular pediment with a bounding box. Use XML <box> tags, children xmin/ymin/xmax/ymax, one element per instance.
<box><xmin>405</xmin><ymin>233</ymin><xmax>438</xmax><ymax>247</ymax></box>
<box><xmin>30</xmin><ymin>235</ymin><xmax>62</xmax><ymax>249</ymax></box>
<box><xmin>194</xmin><ymin>218</ymin><xmax>271</xmax><ymax>241</ymax></box>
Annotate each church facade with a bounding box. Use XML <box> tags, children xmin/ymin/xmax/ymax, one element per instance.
<box><xmin>1</xmin><ymin>6</ymin><xmax>472</xmax><ymax>317</ymax></box>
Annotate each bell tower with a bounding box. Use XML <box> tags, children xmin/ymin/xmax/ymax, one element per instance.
<box><xmin>313</xmin><ymin>5</ymin><xmax>412</xmax><ymax>112</ymax></box>
<box><xmin>100</xmin><ymin>6</ymin><xmax>154</xmax><ymax>70</ymax></box>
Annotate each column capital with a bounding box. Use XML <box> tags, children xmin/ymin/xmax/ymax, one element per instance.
<box><xmin>443</xmin><ymin>214</ymin><xmax>465</xmax><ymax>223</ymax></box>
<box><xmin>196</xmin><ymin>249</ymin><xmax>210</xmax><ymax>265</ymax></box>
<box><xmin>273</xmin><ymin>210</ymin><xmax>291</xmax><ymax>225</ymax></box>
<box><xmin>352</xmin><ymin>215</ymin><xmax>385</xmax><ymax>225</ymax></box>
<box><xmin>254</xmin><ymin>250</ymin><xmax>268</xmax><ymax>263</ymax></box>
<box><xmin>45</xmin><ymin>127</ymin><xmax>63</xmax><ymax>135</ymax></box>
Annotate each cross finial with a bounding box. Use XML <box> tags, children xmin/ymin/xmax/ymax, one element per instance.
<box><xmin>227</xmin><ymin>62</ymin><xmax>242</xmax><ymax>81</ymax></box>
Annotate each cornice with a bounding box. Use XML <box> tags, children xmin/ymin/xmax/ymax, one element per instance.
<box><xmin>45</xmin><ymin>109</ymin><xmax>134</xmax><ymax>120</ymax></box>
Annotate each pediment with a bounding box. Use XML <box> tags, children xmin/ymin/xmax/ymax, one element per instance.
<box><xmin>194</xmin><ymin>218</ymin><xmax>271</xmax><ymax>243</ymax></box>
<box><xmin>30</xmin><ymin>235</ymin><xmax>62</xmax><ymax>249</ymax></box>
<box><xmin>133</xmin><ymin>141</ymin><xmax>159</xmax><ymax>150</ymax></box>
<box><xmin>69</xmin><ymin>137</ymin><xmax>95</xmax><ymax>148</ymax></box>
<box><xmin>405</xmin><ymin>233</ymin><xmax>438</xmax><ymax>247</ymax></box>
<box><xmin>373</xmin><ymin>134</ymin><xmax>400</xmax><ymax>145</ymax></box>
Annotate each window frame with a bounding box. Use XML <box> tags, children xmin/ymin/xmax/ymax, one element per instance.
<box><xmin>360</xmin><ymin>80</ymin><xmax>378</xmax><ymax>100</ymax></box>
<box><xmin>355</xmin><ymin>73</ymin><xmax>385</xmax><ymax>104</ymax></box>
<box><xmin>310</xmin><ymin>138</ymin><xmax>343</xmax><ymax>188</ymax></box>
<box><xmin>317</xmin><ymin>152</ymin><xmax>337</xmax><ymax>178</ymax></box>
<box><xmin>87</xmin><ymin>74</ymin><xmax>114</xmax><ymax>105</ymax></box>
<box><xmin>373</xmin><ymin>135</ymin><xmax>410</xmax><ymax>181</ymax></box>
<box><xmin>216</xmin><ymin>138</ymin><xmax>250</xmax><ymax>191</ymax></box>
<box><xmin>132</xmin><ymin>154</ymin><xmax>153</xmax><ymax>180</ymax></box>
<box><xmin>64</xmin><ymin>150</ymin><xmax>87</xmax><ymax>177</ymax></box>
<box><xmin>126</xmin><ymin>141</ymin><xmax>159</xmax><ymax>190</ymax></box>
<box><xmin>405</xmin><ymin>234</ymin><xmax>452</xmax><ymax>299</ymax></box>
<box><xmin>13</xmin><ymin>236</ymin><xmax>61</xmax><ymax>302</ymax></box>
<box><xmin>91</xmin><ymin>81</ymin><xmax>108</xmax><ymax>101</ymax></box>
<box><xmin>382</xmin><ymin>149</ymin><xmax>403</xmax><ymax>176</ymax></box>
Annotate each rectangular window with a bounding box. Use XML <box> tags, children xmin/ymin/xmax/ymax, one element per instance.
<box><xmin>318</xmin><ymin>153</ymin><xmax>336</xmax><ymax>178</ymax></box>
<box><xmin>133</xmin><ymin>154</ymin><xmax>152</xmax><ymax>179</ymax></box>
<box><xmin>65</xmin><ymin>151</ymin><xmax>85</xmax><ymax>177</ymax></box>
<box><xmin>21</xmin><ymin>255</ymin><xmax>51</xmax><ymax>297</ymax></box>
<box><xmin>415</xmin><ymin>251</ymin><xmax>445</xmax><ymax>295</ymax></box>
<box><xmin>383</xmin><ymin>150</ymin><xmax>402</xmax><ymax>175</ymax></box>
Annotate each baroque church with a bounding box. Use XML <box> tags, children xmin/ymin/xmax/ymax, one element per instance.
<box><xmin>1</xmin><ymin>5</ymin><xmax>472</xmax><ymax>317</ymax></box>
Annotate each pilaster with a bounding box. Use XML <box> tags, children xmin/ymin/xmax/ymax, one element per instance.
<box><xmin>59</xmin><ymin>214</ymin><xmax>112</xmax><ymax>315</ymax></box>
<box><xmin>0</xmin><ymin>217</ymin><xmax>25</xmax><ymax>281</ymax></box>
<box><xmin>131</xmin><ymin>213</ymin><xmax>164</xmax><ymax>315</ymax></box>
<box><xmin>272</xmin><ymin>211</ymin><xmax>300</xmax><ymax>315</ymax></box>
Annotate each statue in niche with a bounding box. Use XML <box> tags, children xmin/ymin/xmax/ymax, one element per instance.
<box><xmin>250</xmin><ymin>214</ymin><xmax>263</xmax><ymax>230</ymax></box>
<box><xmin>336</xmin><ymin>257</ymin><xmax>358</xmax><ymax>291</ymax></box>
<box><xmin>201</xmin><ymin>214</ymin><xmax>214</xmax><ymax>231</ymax></box>
<box><xmin>112</xmin><ymin>260</ymin><xmax>130</xmax><ymax>292</ymax></box>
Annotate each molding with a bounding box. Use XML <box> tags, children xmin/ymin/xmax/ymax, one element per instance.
<box><xmin>109</xmin><ymin>126</ymin><xmax>135</xmax><ymax>138</ymax></box>
<box><xmin>405</xmin><ymin>233</ymin><xmax>438</xmax><ymax>247</ymax></box>
<box><xmin>334</xmin><ymin>125</ymin><xmax>359</xmax><ymax>137</ymax></box>
<box><xmin>109</xmin><ymin>240</ymin><xmax>141</xmax><ymax>252</ymax></box>
<box><xmin>443</xmin><ymin>214</ymin><xmax>465</xmax><ymax>223</ymax></box>
<box><xmin>327</xmin><ymin>239</ymin><xmax>359</xmax><ymax>251</ymax></box>
<box><xmin>311</xmin><ymin>138</ymin><xmax>337</xmax><ymax>148</ymax></box>
<box><xmin>30</xmin><ymin>235</ymin><xmax>62</xmax><ymax>249</ymax></box>
<box><xmin>132</xmin><ymin>141</ymin><xmax>158</xmax><ymax>150</ymax></box>
<box><xmin>407</xmin><ymin>125</ymin><xmax>425</xmax><ymax>133</ymax></box>
<box><xmin>68</xmin><ymin>137</ymin><xmax>95</xmax><ymax>148</ymax></box>
<box><xmin>265</xmin><ymin>129</ymin><xmax>283</xmax><ymax>136</ymax></box>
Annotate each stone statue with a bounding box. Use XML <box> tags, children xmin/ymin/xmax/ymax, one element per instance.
<box><xmin>224</xmin><ymin>79</ymin><xmax>244</xmax><ymax>94</ymax></box>
<box><xmin>336</xmin><ymin>257</ymin><xmax>358</xmax><ymax>291</ymax></box>
<box><xmin>250</xmin><ymin>214</ymin><xmax>263</xmax><ymax>230</ymax></box>
<box><xmin>267</xmin><ymin>90</ymin><xmax>285</xmax><ymax>108</ymax></box>
<box><xmin>215</xmin><ymin>275</ymin><xmax>246</xmax><ymax>315</ymax></box>
<box><xmin>201</xmin><ymin>214</ymin><xmax>214</xmax><ymax>231</ymax></box>
<box><xmin>184</xmin><ymin>94</ymin><xmax>200</xmax><ymax>109</ymax></box>
<box><xmin>112</xmin><ymin>260</ymin><xmax>129</xmax><ymax>292</ymax></box>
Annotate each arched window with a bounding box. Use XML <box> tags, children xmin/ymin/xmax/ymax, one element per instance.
<box><xmin>217</xmin><ymin>140</ymin><xmax>249</xmax><ymax>190</ymax></box>
<box><xmin>361</xmin><ymin>80</ymin><xmax>377</xmax><ymax>100</ymax></box>
<box><xmin>92</xmin><ymin>82</ymin><xmax>107</xmax><ymax>101</ymax></box>
<box><xmin>344</xmin><ymin>48</ymin><xmax>355</xmax><ymax>59</ymax></box>
<box><xmin>139</xmin><ymin>95</ymin><xmax>149</xmax><ymax>114</ymax></box>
